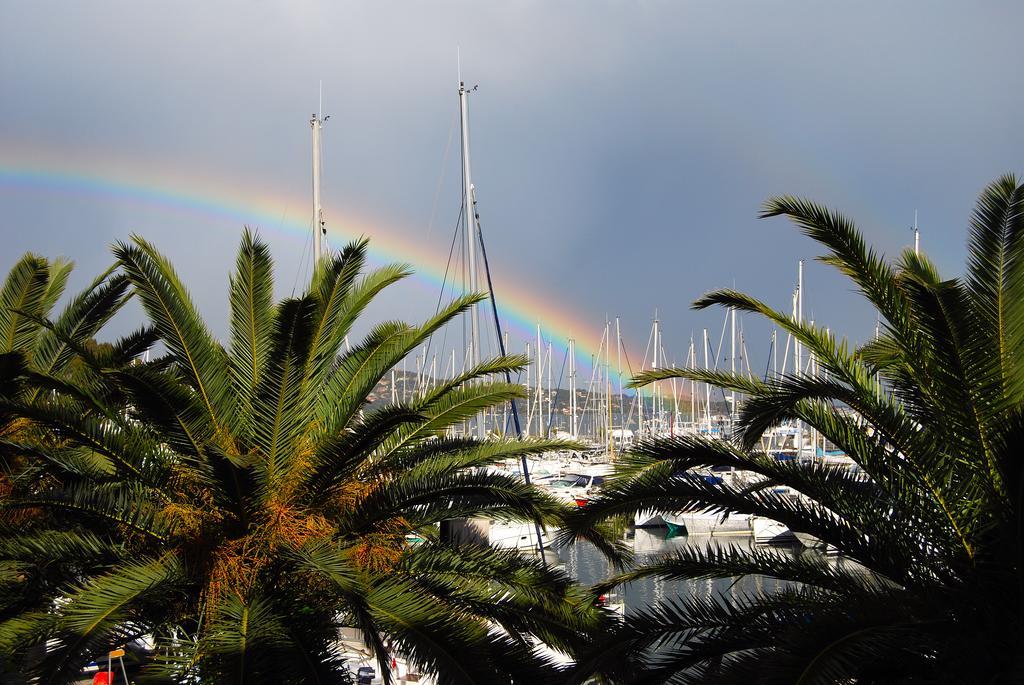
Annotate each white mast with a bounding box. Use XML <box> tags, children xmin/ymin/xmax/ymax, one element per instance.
<box><xmin>689</xmin><ymin>335</ymin><xmax>696</xmax><ymax>430</ymax></box>
<box><xmin>459</xmin><ymin>76</ymin><xmax>485</xmax><ymax>438</ymax></box>
<box><xmin>536</xmin><ymin>324</ymin><xmax>543</xmax><ymax>437</ymax></box>
<box><xmin>615</xmin><ymin>317</ymin><xmax>622</xmax><ymax>432</ymax></box>
<box><xmin>914</xmin><ymin>209</ymin><xmax>920</xmax><ymax>256</ymax></box>
<box><xmin>796</xmin><ymin>260</ymin><xmax>804</xmax><ymax>457</ymax></box>
<box><xmin>525</xmin><ymin>342</ymin><xmax>532</xmax><ymax>437</ymax></box>
<box><xmin>604</xmin><ymin>320</ymin><xmax>612</xmax><ymax>453</ymax></box>
<box><xmin>311</xmin><ymin>83</ymin><xmax>328</xmax><ymax>265</ymax></box>
<box><xmin>547</xmin><ymin>339</ymin><xmax>553</xmax><ymax>435</ymax></box>
<box><xmin>652</xmin><ymin>315</ymin><xmax>659</xmax><ymax>434</ymax></box>
<box><xmin>730</xmin><ymin>307</ymin><xmax>736</xmax><ymax>432</ymax></box>
<box><xmin>796</xmin><ymin>260</ymin><xmax>803</xmax><ymax>377</ymax></box>
<box><xmin>703</xmin><ymin>328</ymin><xmax>712</xmax><ymax>433</ymax></box>
<box><xmin>569</xmin><ymin>338</ymin><xmax>577</xmax><ymax>437</ymax></box>
<box><xmin>637</xmin><ymin>330</ymin><xmax>643</xmax><ymax>436</ymax></box>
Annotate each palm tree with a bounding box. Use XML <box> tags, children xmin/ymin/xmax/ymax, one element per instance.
<box><xmin>562</xmin><ymin>175</ymin><xmax>1024</xmax><ymax>684</ymax></box>
<box><xmin>0</xmin><ymin>231</ymin><xmax>605</xmax><ymax>684</ymax></box>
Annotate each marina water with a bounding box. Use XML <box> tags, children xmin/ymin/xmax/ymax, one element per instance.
<box><xmin>557</xmin><ymin>528</ymin><xmax>794</xmax><ymax>614</ymax></box>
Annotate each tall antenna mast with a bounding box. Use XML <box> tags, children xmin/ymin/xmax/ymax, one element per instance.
<box><xmin>459</xmin><ymin>73</ymin><xmax>485</xmax><ymax>438</ymax></box>
<box><xmin>913</xmin><ymin>209</ymin><xmax>920</xmax><ymax>256</ymax></box>
<box><xmin>311</xmin><ymin>81</ymin><xmax>329</xmax><ymax>265</ymax></box>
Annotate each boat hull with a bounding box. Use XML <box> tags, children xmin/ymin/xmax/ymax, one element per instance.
<box><xmin>753</xmin><ymin>516</ymin><xmax>797</xmax><ymax>544</ymax></box>
<box><xmin>488</xmin><ymin>521</ymin><xmax>548</xmax><ymax>551</ymax></box>
<box><xmin>662</xmin><ymin>511</ymin><xmax>751</xmax><ymax>536</ymax></box>
<box><xmin>633</xmin><ymin>510</ymin><xmax>666</xmax><ymax>528</ymax></box>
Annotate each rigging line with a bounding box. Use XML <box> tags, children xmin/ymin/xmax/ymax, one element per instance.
<box><xmin>477</xmin><ymin>209</ymin><xmax>547</xmax><ymax>559</ymax></box>
<box><xmin>621</xmin><ymin>339</ymin><xmax>636</xmax><ymax>376</ymax></box>
<box><xmin>423</xmin><ymin>106</ymin><xmax>459</xmax><ymax>245</ymax></box>
<box><xmin>763</xmin><ymin>332</ymin><xmax>775</xmax><ymax>382</ymax></box>
<box><xmin>620</xmin><ymin>341</ymin><xmax>640</xmax><ymax>429</ymax></box>
<box><xmin>545</xmin><ymin>345</ymin><xmax>569</xmax><ymax>436</ymax></box>
<box><xmin>504</xmin><ymin>364</ymin><xmax>526</xmax><ymax>434</ymax></box>
<box><xmin>706</xmin><ymin>327</ymin><xmax>731</xmax><ymax>408</ymax></box>
<box><xmin>433</xmin><ymin>208</ymin><xmax>464</xmax><ymax>377</ymax></box>
<box><xmin>292</xmin><ymin>213</ymin><xmax>315</xmax><ymax>297</ymax></box>
<box><xmin>420</xmin><ymin>202</ymin><xmax>465</xmax><ymax>382</ymax></box>
<box><xmin>577</xmin><ymin>329</ymin><xmax>606</xmax><ymax>433</ymax></box>
<box><xmin>715</xmin><ymin>308</ymin><xmax>729</xmax><ymax>368</ymax></box>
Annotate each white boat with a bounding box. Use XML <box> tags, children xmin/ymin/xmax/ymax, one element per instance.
<box><xmin>663</xmin><ymin>510</ymin><xmax>752</xmax><ymax>536</ymax></box>
<box><xmin>633</xmin><ymin>510</ymin><xmax>666</xmax><ymax>527</ymax></box>
<box><xmin>488</xmin><ymin>519</ymin><xmax>549</xmax><ymax>551</ymax></box>
<box><xmin>753</xmin><ymin>516</ymin><xmax>797</xmax><ymax>544</ymax></box>
<box><xmin>541</xmin><ymin>465</ymin><xmax>612</xmax><ymax>505</ymax></box>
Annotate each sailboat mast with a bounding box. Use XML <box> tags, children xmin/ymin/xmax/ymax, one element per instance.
<box><xmin>459</xmin><ymin>80</ymin><xmax>485</xmax><ymax>438</ymax></box>
<box><xmin>525</xmin><ymin>341</ymin><xmax>532</xmax><ymax>437</ymax></box>
<box><xmin>536</xmin><ymin>324</ymin><xmax>543</xmax><ymax>437</ymax></box>
<box><xmin>547</xmin><ymin>340</ymin><xmax>553</xmax><ymax>434</ymax></box>
<box><xmin>797</xmin><ymin>260</ymin><xmax>804</xmax><ymax>457</ymax></box>
<box><xmin>311</xmin><ymin>85</ymin><xmax>327</xmax><ymax>265</ymax></box>
<box><xmin>703</xmin><ymin>328</ymin><xmax>711</xmax><ymax>433</ymax></box>
<box><xmin>652</xmin><ymin>316</ymin><xmax>660</xmax><ymax>435</ymax></box>
<box><xmin>615</xmin><ymin>317</ymin><xmax>622</xmax><ymax>432</ymax></box>
<box><xmin>796</xmin><ymin>260</ymin><xmax>803</xmax><ymax>377</ymax></box>
<box><xmin>914</xmin><ymin>210</ymin><xmax>920</xmax><ymax>256</ymax></box>
<box><xmin>689</xmin><ymin>335</ymin><xmax>696</xmax><ymax>429</ymax></box>
<box><xmin>569</xmin><ymin>338</ymin><xmax>577</xmax><ymax>437</ymax></box>
<box><xmin>605</xmin><ymin>319</ymin><xmax>613</xmax><ymax>454</ymax></box>
<box><xmin>730</xmin><ymin>307</ymin><xmax>736</xmax><ymax>431</ymax></box>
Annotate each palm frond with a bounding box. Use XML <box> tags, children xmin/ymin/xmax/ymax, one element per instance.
<box><xmin>399</xmin><ymin>543</ymin><xmax>606</xmax><ymax>655</ymax></box>
<box><xmin>201</xmin><ymin>593</ymin><xmax>291</xmax><ymax>683</ymax></box>
<box><xmin>368</xmin><ymin>436</ymin><xmax>579</xmax><ymax>478</ymax></box>
<box><xmin>340</xmin><ymin>469</ymin><xmax>566</xmax><ymax>535</ymax></box>
<box><xmin>606</xmin><ymin>542</ymin><xmax>889</xmax><ymax>597</ymax></box>
<box><xmin>30</xmin><ymin>267</ymin><xmax>129</xmax><ymax>379</ymax></box>
<box><xmin>228</xmin><ymin>228</ymin><xmax>274</xmax><ymax>434</ymax></box>
<box><xmin>115</xmin><ymin>236</ymin><xmax>235</xmax><ymax>432</ymax></box>
<box><xmin>760</xmin><ymin>196</ymin><xmax>913</xmax><ymax>340</ymax></box>
<box><xmin>36</xmin><ymin>258</ymin><xmax>73</xmax><ymax>320</ymax></box>
<box><xmin>0</xmin><ymin>530</ymin><xmax>115</xmax><ymax>565</ymax></box>
<box><xmin>0</xmin><ymin>254</ymin><xmax>51</xmax><ymax>353</ymax></box>
<box><xmin>376</xmin><ymin>381</ymin><xmax>527</xmax><ymax>459</ymax></box>
<box><xmin>303</xmin><ymin>242</ymin><xmax>402</xmax><ymax>393</ymax></box>
<box><xmin>303</xmin><ymin>403</ymin><xmax>424</xmax><ymax>501</ymax></box>
<box><xmin>964</xmin><ymin>174</ymin><xmax>1024</xmax><ymax>402</ymax></box>
<box><xmin>251</xmin><ymin>296</ymin><xmax>319</xmax><ymax>498</ymax></box>
<box><xmin>113</xmin><ymin>364</ymin><xmax>214</xmax><ymax>461</ymax></box>
<box><xmin>6</xmin><ymin>481</ymin><xmax>170</xmax><ymax>542</ymax></box>
<box><xmin>27</xmin><ymin>554</ymin><xmax>182</xmax><ymax>685</ymax></box>
<box><xmin>320</xmin><ymin>293</ymin><xmax>485</xmax><ymax>436</ymax></box>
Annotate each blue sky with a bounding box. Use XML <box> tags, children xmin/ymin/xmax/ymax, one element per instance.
<box><xmin>1</xmin><ymin>1</ymin><xmax>1022</xmax><ymax>376</ymax></box>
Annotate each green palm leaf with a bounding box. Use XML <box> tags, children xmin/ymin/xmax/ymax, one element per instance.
<box><xmin>228</xmin><ymin>228</ymin><xmax>274</xmax><ymax>433</ymax></box>
<box><xmin>30</xmin><ymin>267</ymin><xmax>128</xmax><ymax>379</ymax></box>
<box><xmin>964</xmin><ymin>174</ymin><xmax>1024</xmax><ymax>402</ymax></box>
<box><xmin>320</xmin><ymin>293</ymin><xmax>484</xmax><ymax>436</ymax></box>
<box><xmin>28</xmin><ymin>555</ymin><xmax>182</xmax><ymax>685</ymax></box>
<box><xmin>115</xmin><ymin>236</ymin><xmax>235</xmax><ymax>432</ymax></box>
<box><xmin>0</xmin><ymin>254</ymin><xmax>51</xmax><ymax>353</ymax></box>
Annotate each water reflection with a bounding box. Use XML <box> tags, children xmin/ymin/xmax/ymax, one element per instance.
<box><xmin>556</xmin><ymin>528</ymin><xmax>795</xmax><ymax>616</ymax></box>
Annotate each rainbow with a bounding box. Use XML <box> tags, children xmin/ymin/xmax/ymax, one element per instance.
<box><xmin>0</xmin><ymin>157</ymin><xmax>621</xmax><ymax>374</ymax></box>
